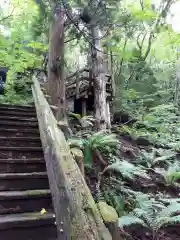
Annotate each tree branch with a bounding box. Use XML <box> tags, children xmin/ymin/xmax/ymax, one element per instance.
<box><xmin>143</xmin><ymin>0</ymin><xmax>174</xmax><ymax>60</ymax></box>
<box><xmin>140</xmin><ymin>0</ymin><xmax>144</xmax><ymax>10</ymax></box>
<box><xmin>0</xmin><ymin>7</ymin><xmax>15</xmax><ymax>23</ymax></box>
<box><xmin>118</xmin><ymin>37</ymin><xmax>128</xmax><ymax>77</ymax></box>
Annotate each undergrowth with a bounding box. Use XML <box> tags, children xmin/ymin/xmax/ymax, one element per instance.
<box><xmin>68</xmin><ymin>104</ymin><xmax>180</xmax><ymax>239</ymax></box>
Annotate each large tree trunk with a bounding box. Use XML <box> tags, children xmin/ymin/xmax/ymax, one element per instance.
<box><xmin>90</xmin><ymin>25</ymin><xmax>109</xmax><ymax>130</ymax></box>
<box><xmin>175</xmin><ymin>57</ymin><xmax>180</xmax><ymax>106</ymax></box>
<box><xmin>47</xmin><ymin>8</ymin><xmax>66</xmax><ymax>122</ymax></box>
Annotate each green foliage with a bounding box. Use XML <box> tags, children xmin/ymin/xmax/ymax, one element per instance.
<box><xmin>118</xmin><ymin>201</ymin><xmax>180</xmax><ymax>234</ymax></box>
<box><xmin>163</xmin><ymin>161</ymin><xmax>180</xmax><ymax>185</ymax></box>
<box><xmin>137</xmin><ymin>148</ymin><xmax>176</xmax><ymax>168</ymax></box>
<box><xmin>68</xmin><ymin>131</ymin><xmax>119</xmax><ymax>166</ymax></box>
<box><xmin>104</xmin><ymin>159</ymin><xmax>148</xmax><ymax>180</ymax></box>
<box><xmin>118</xmin><ymin>215</ymin><xmax>147</xmax><ymax>228</ymax></box>
<box><xmin>68</xmin><ymin>112</ymin><xmax>95</xmax><ymax>128</ymax></box>
<box><xmin>0</xmin><ymin>0</ymin><xmax>47</xmax><ymax>104</ymax></box>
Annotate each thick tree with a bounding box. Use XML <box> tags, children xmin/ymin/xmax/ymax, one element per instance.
<box><xmin>46</xmin><ymin>7</ymin><xmax>66</xmax><ymax>122</ymax></box>
<box><xmin>90</xmin><ymin>25</ymin><xmax>109</xmax><ymax>130</ymax></box>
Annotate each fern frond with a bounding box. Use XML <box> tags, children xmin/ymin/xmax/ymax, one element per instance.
<box><xmin>68</xmin><ymin>112</ymin><xmax>81</xmax><ymax>120</ymax></box>
<box><xmin>133</xmin><ymin>208</ymin><xmax>147</xmax><ymax>218</ymax></box>
<box><xmin>88</xmin><ymin>132</ymin><xmax>119</xmax><ymax>151</ymax></box>
<box><xmin>105</xmin><ymin>160</ymin><xmax>138</xmax><ymax>179</ymax></box>
<box><xmin>159</xmin><ymin>198</ymin><xmax>180</xmax><ymax>204</ymax></box>
<box><xmin>155</xmin><ymin>215</ymin><xmax>180</xmax><ymax>230</ymax></box>
<box><xmin>158</xmin><ymin>203</ymin><xmax>180</xmax><ymax>218</ymax></box>
<box><xmin>164</xmin><ymin>215</ymin><xmax>180</xmax><ymax>225</ymax></box>
<box><xmin>153</xmin><ymin>154</ymin><xmax>176</xmax><ymax>165</ymax></box>
<box><xmin>168</xmin><ymin>172</ymin><xmax>180</xmax><ymax>182</ymax></box>
<box><xmin>118</xmin><ymin>215</ymin><xmax>147</xmax><ymax>228</ymax></box>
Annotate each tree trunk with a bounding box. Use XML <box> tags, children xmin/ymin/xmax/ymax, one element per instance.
<box><xmin>47</xmin><ymin>8</ymin><xmax>66</xmax><ymax>122</ymax></box>
<box><xmin>90</xmin><ymin>25</ymin><xmax>109</xmax><ymax>130</ymax></box>
<box><xmin>175</xmin><ymin>57</ymin><xmax>180</xmax><ymax>106</ymax></box>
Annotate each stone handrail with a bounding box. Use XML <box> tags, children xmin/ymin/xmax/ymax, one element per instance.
<box><xmin>32</xmin><ymin>77</ymin><xmax>112</xmax><ymax>240</ymax></box>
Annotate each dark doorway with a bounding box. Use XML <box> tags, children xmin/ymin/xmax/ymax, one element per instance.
<box><xmin>0</xmin><ymin>67</ymin><xmax>8</xmax><ymax>94</ymax></box>
<box><xmin>74</xmin><ymin>98</ymin><xmax>83</xmax><ymax>115</ymax></box>
<box><xmin>87</xmin><ymin>95</ymin><xmax>94</xmax><ymax>113</ymax></box>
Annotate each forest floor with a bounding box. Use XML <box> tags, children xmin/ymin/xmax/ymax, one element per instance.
<box><xmin>85</xmin><ymin>129</ymin><xmax>180</xmax><ymax>240</ymax></box>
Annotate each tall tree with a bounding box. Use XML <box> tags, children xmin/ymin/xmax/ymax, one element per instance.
<box><xmin>47</xmin><ymin>6</ymin><xmax>66</xmax><ymax>122</ymax></box>
<box><xmin>90</xmin><ymin>25</ymin><xmax>109</xmax><ymax>130</ymax></box>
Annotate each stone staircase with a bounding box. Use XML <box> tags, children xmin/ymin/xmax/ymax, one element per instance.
<box><xmin>0</xmin><ymin>104</ymin><xmax>57</xmax><ymax>240</ymax></box>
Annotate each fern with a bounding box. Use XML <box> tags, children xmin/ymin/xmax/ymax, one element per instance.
<box><xmin>158</xmin><ymin>203</ymin><xmax>180</xmax><ymax>218</ymax></box>
<box><xmin>68</xmin><ymin>112</ymin><xmax>81</xmax><ymax>120</ymax></box>
<box><xmin>138</xmin><ymin>148</ymin><xmax>175</xmax><ymax>168</ymax></box>
<box><xmin>164</xmin><ymin>161</ymin><xmax>180</xmax><ymax>184</ymax></box>
<box><xmin>135</xmin><ymin>194</ymin><xmax>164</xmax><ymax>211</ymax></box>
<box><xmin>68</xmin><ymin>113</ymin><xmax>95</xmax><ymax>128</ymax></box>
<box><xmin>118</xmin><ymin>215</ymin><xmax>147</xmax><ymax>228</ymax></box>
<box><xmin>68</xmin><ymin>131</ymin><xmax>119</xmax><ymax>166</ymax></box>
<box><xmin>88</xmin><ymin>131</ymin><xmax>119</xmax><ymax>151</ymax></box>
<box><xmin>104</xmin><ymin>160</ymin><xmax>148</xmax><ymax>180</ymax></box>
<box><xmin>118</xmin><ymin>202</ymin><xmax>180</xmax><ymax>234</ymax></box>
<box><xmin>162</xmin><ymin>215</ymin><xmax>180</xmax><ymax>226</ymax></box>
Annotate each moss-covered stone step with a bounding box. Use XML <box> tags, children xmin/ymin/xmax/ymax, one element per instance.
<box><xmin>0</xmin><ymin>121</ymin><xmax>38</xmax><ymax>128</ymax></box>
<box><xmin>0</xmin><ymin>147</ymin><xmax>43</xmax><ymax>159</ymax></box>
<box><xmin>0</xmin><ymin>128</ymin><xmax>40</xmax><ymax>138</ymax></box>
<box><xmin>0</xmin><ymin>103</ymin><xmax>35</xmax><ymax>110</ymax></box>
<box><xmin>0</xmin><ymin>104</ymin><xmax>36</xmax><ymax>113</ymax></box>
<box><xmin>0</xmin><ymin>115</ymin><xmax>37</xmax><ymax>122</ymax></box>
<box><xmin>0</xmin><ymin>189</ymin><xmax>52</xmax><ymax>214</ymax></box>
<box><xmin>0</xmin><ymin>110</ymin><xmax>36</xmax><ymax>117</ymax></box>
<box><xmin>0</xmin><ymin>172</ymin><xmax>48</xmax><ymax>191</ymax></box>
<box><xmin>0</xmin><ymin>137</ymin><xmax>41</xmax><ymax>147</ymax></box>
<box><xmin>1</xmin><ymin>224</ymin><xmax>57</xmax><ymax>240</ymax></box>
<box><xmin>0</xmin><ymin>158</ymin><xmax>45</xmax><ymax>173</ymax></box>
<box><xmin>0</xmin><ymin>212</ymin><xmax>57</xmax><ymax>240</ymax></box>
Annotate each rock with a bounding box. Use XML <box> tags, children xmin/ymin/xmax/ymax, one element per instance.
<box><xmin>97</xmin><ymin>201</ymin><xmax>118</xmax><ymax>223</ymax></box>
<box><xmin>71</xmin><ymin>148</ymin><xmax>84</xmax><ymax>177</ymax></box>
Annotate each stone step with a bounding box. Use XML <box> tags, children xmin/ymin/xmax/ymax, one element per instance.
<box><xmin>0</xmin><ymin>127</ymin><xmax>40</xmax><ymax>138</ymax></box>
<box><xmin>0</xmin><ymin>137</ymin><xmax>41</xmax><ymax>147</ymax></box>
<box><xmin>0</xmin><ymin>121</ymin><xmax>38</xmax><ymax>128</ymax></box>
<box><xmin>0</xmin><ymin>110</ymin><xmax>36</xmax><ymax>117</ymax></box>
<box><xmin>0</xmin><ymin>104</ymin><xmax>35</xmax><ymax>112</ymax></box>
<box><xmin>0</xmin><ymin>104</ymin><xmax>35</xmax><ymax>110</ymax></box>
<box><xmin>0</xmin><ymin>172</ymin><xmax>48</xmax><ymax>191</ymax></box>
<box><xmin>0</xmin><ymin>189</ymin><xmax>52</xmax><ymax>214</ymax></box>
<box><xmin>0</xmin><ymin>104</ymin><xmax>58</xmax><ymax>239</ymax></box>
<box><xmin>0</xmin><ymin>212</ymin><xmax>57</xmax><ymax>240</ymax></box>
<box><xmin>0</xmin><ymin>147</ymin><xmax>43</xmax><ymax>159</ymax></box>
<box><xmin>0</xmin><ymin>116</ymin><xmax>37</xmax><ymax>122</ymax></box>
<box><xmin>0</xmin><ymin>158</ymin><xmax>45</xmax><ymax>173</ymax></box>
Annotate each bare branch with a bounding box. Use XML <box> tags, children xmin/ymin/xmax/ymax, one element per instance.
<box><xmin>118</xmin><ymin>37</ymin><xmax>128</xmax><ymax>77</ymax></box>
<box><xmin>137</xmin><ymin>32</ymin><xmax>142</xmax><ymax>50</ymax></box>
<box><xmin>0</xmin><ymin>7</ymin><xmax>15</xmax><ymax>23</ymax></box>
<box><xmin>140</xmin><ymin>0</ymin><xmax>144</xmax><ymax>10</ymax></box>
<box><xmin>143</xmin><ymin>0</ymin><xmax>174</xmax><ymax>60</ymax></box>
<box><xmin>64</xmin><ymin>37</ymin><xmax>77</xmax><ymax>43</ymax></box>
<box><xmin>143</xmin><ymin>32</ymin><xmax>154</xmax><ymax>60</ymax></box>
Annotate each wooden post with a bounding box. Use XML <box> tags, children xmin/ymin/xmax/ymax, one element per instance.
<box><xmin>82</xmin><ymin>98</ymin><xmax>87</xmax><ymax>116</ymax></box>
<box><xmin>106</xmin><ymin>100</ymin><xmax>111</xmax><ymax>128</ymax></box>
<box><xmin>75</xmin><ymin>70</ymin><xmax>80</xmax><ymax>99</ymax></box>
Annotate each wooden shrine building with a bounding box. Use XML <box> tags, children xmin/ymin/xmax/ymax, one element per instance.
<box><xmin>66</xmin><ymin>68</ymin><xmax>113</xmax><ymax>115</ymax></box>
